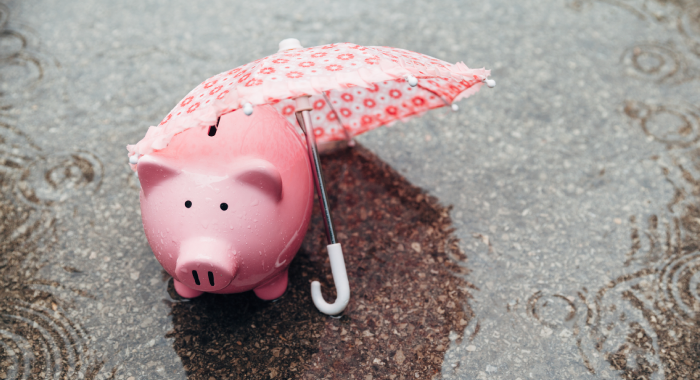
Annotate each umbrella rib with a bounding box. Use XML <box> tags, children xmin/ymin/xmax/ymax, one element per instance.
<box><xmin>415</xmin><ymin>83</ymin><xmax>451</xmax><ymax>107</ymax></box>
<box><xmin>322</xmin><ymin>91</ymin><xmax>353</xmax><ymax>143</ymax></box>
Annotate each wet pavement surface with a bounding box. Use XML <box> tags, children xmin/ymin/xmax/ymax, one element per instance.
<box><xmin>1</xmin><ymin>0</ymin><xmax>700</xmax><ymax>379</ymax></box>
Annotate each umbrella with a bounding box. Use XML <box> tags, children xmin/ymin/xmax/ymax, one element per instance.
<box><xmin>127</xmin><ymin>39</ymin><xmax>494</xmax><ymax>316</ymax></box>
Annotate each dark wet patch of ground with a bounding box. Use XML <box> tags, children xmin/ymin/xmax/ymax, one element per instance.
<box><xmin>166</xmin><ymin>145</ymin><xmax>472</xmax><ymax>380</ymax></box>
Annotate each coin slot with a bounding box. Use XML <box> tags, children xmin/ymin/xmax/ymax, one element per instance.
<box><xmin>207</xmin><ymin>117</ymin><xmax>221</xmax><ymax>137</ymax></box>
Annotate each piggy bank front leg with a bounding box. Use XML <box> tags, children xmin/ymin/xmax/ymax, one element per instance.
<box><xmin>174</xmin><ymin>279</ymin><xmax>204</xmax><ymax>298</ymax></box>
<box><xmin>253</xmin><ymin>268</ymin><xmax>289</xmax><ymax>301</ymax></box>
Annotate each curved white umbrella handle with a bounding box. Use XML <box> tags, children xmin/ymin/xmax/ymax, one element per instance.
<box><xmin>294</xmin><ymin>97</ymin><xmax>351</xmax><ymax>316</ymax></box>
<box><xmin>311</xmin><ymin>243</ymin><xmax>350</xmax><ymax>316</ymax></box>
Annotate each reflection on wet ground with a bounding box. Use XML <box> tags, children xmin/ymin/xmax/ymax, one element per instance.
<box><xmin>166</xmin><ymin>146</ymin><xmax>471</xmax><ymax>379</ymax></box>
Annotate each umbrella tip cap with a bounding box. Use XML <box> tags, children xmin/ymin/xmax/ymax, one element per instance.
<box><xmin>243</xmin><ymin>103</ymin><xmax>253</xmax><ymax>116</ymax></box>
<box><xmin>485</xmin><ymin>79</ymin><xmax>496</xmax><ymax>88</ymax></box>
<box><xmin>405</xmin><ymin>75</ymin><xmax>418</xmax><ymax>87</ymax></box>
<box><xmin>278</xmin><ymin>38</ymin><xmax>303</xmax><ymax>52</ymax></box>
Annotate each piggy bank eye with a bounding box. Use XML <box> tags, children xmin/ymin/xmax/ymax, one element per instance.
<box><xmin>185</xmin><ymin>200</ymin><xmax>192</xmax><ymax>208</ymax></box>
<box><xmin>220</xmin><ymin>203</ymin><xmax>228</xmax><ymax>211</ymax></box>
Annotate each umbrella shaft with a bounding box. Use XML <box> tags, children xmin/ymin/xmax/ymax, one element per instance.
<box><xmin>298</xmin><ymin>110</ymin><xmax>336</xmax><ymax>245</ymax></box>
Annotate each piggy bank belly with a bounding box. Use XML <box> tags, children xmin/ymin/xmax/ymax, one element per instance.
<box><xmin>137</xmin><ymin>106</ymin><xmax>314</xmax><ymax>299</ymax></box>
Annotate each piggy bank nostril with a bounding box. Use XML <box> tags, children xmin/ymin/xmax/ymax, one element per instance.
<box><xmin>192</xmin><ymin>270</ymin><xmax>200</xmax><ymax>285</ymax></box>
<box><xmin>185</xmin><ymin>200</ymin><xmax>192</xmax><ymax>208</ymax></box>
<box><xmin>208</xmin><ymin>271</ymin><xmax>215</xmax><ymax>286</ymax></box>
<box><xmin>220</xmin><ymin>203</ymin><xmax>228</xmax><ymax>211</ymax></box>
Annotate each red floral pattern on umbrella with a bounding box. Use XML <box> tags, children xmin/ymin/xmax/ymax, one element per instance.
<box><xmin>128</xmin><ymin>42</ymin><xmax>491</xmax><ymax>158</ymax></box>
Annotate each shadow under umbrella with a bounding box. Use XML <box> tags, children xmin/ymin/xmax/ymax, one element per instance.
<box><xmin>166</xmin><ymin>144</ymin><xmax>473</xmax><ymax>380</ymax></box>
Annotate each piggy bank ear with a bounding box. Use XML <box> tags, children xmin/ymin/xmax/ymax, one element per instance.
<box><xmin>137</xmin><ymin>155</ymin><xmax>180</xmax><ymax>197</ymax></box>
<box><xmin>233</xmin><ymin>159</ymin><xmax>283</xmax><ymax>202</ymax></box>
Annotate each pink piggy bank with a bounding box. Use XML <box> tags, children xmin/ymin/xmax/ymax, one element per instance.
<box><xmin>136</xmin><ymin>105</ymin><xmax>313</xmax><ymax>300</ymax></box>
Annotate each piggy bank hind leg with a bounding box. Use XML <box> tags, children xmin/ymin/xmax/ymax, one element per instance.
<box><xmin>174</xmin><ymin>279</ymin><xmax>204</xmax><ymax>298</ymax></box>
<box><xmin>253</xmin><ymin>269</ymin><xmax>289</xmax><ymax>301</ymax></box>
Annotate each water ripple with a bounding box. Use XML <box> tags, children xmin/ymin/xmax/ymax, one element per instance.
<box><xmin>624</xmin><ymin>100</ymin><xmax>700</xmax><ymax>147</ymax></box>
<box><xmin>0</xmin><ymin>299</ymin><xmax>103</xmax><ymax>380</ymax></box>
<box><xmin>620</xmin><ymin>43</ymin><xmax>691</xmax><ymax>83</ymax></box>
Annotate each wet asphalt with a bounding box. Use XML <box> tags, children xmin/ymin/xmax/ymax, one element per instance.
<box><xmin>1</xmin><ymin>0</ymin><xmax>700</xmax><ymax>379</ymax></box>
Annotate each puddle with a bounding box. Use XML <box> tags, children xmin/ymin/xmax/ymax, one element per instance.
<box><xmin>165</xmin><ymin>145</ymin><xmax>473</xmax><ymax>380</ymax></box>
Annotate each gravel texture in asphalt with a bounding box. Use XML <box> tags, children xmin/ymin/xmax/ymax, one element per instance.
<box><xmin>1</xmin><ymin>0</ymin><xmax>700</xmax><ymax>379</ymax></box>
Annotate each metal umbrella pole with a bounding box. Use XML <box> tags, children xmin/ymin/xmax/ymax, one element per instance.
<box><xmin>295</xmin><ymin>95</ymin><xmax>350</xmax><ymax>316</ymax></box>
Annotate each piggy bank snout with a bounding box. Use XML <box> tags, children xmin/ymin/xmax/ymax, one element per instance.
<box><xmin>175</xmin><ymin>238</ymin><xmax>237</xmax><ymax>292</ymax></box>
